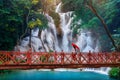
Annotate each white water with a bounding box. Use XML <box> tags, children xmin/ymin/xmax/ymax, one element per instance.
<box><xmin>14</xmin><ymin>3</ymin><xmax>110</xmax><ymax>74</ymax></box>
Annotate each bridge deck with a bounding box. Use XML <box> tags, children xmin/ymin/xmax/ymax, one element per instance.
<box><xmin>0</xmin><ymin>51</ymin><xmax>120</xmax><ymax>69</ymax></box>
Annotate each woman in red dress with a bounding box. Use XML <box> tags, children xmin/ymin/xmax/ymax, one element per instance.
<box><xmin>71</xmin><ymin>42</ymin><xmax>80</xmax><ymax>52</ymax></box>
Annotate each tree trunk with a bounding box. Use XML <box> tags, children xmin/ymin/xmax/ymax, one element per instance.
<box><xmin>29</xmin><ymin>28</ymin><xmax>32</xmax><ymax>48</ymax></box>
<box><xmin>26</xmin><ymin>9</ymin><xmax>32</xmax><ymax>49</ymax></box>
<box><xmin>17</xmin><ymin>8</ymin><xmax>31</xmax><ymax>48</ymax></box>
<box><xmin>38</xmin><ymin>30</ymin><xmax>47</xmax><ymax>52</ymax></box>
<box><xmin>86</xmin><ymin>2</ymin><xmax>119</xmax><ymax>51</ymax></box>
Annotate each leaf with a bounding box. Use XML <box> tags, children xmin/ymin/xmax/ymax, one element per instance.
<box><xmin>28</xmin><ymin>18</ymin><xmax>42</xmax><ymax>29</ymax></box>
<box><xmin>36</xmin><ymin>18</ymin><xmax>42</xmax><ymax>26</ymax></box>
<box><xmin>32</xmin><ymin>0</ymin><xmax>39</xmax><ymax>5</ymax></box>
<box><xmin>28</xmin><ymin>21</ymin><xmax>36</xmax><ymax>28</ymax></box>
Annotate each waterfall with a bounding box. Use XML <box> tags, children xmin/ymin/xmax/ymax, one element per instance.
<box><xmin>15</xmin><ymin>2</ymin><xmax>110</xmax><ymax>74</ymax></box>
<box><xmin>15</xmin><ymin>3</ymin><xmax>100</xmax><ymax>53</ymax></box>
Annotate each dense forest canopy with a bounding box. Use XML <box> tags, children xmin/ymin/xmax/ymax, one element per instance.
<box><xmin>0</xmin><ymin>0</ymin><xmax>120</xmax><ymax>51</ymax></box>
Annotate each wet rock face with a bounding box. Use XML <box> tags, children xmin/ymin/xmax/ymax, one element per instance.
<box><xmin>80</xmin><ymin>30</ymin><xmax>100</xmax><ymax>52</ymax></box>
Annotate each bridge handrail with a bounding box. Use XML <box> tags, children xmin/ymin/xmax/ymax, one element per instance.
<box><xmin>0</xmin><ymin>51</ymin><xmax>120</xmax><ymax>67</ymax></box>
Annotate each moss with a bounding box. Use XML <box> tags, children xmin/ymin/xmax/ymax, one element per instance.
<box><xmin>49</xmin><ymin>11</ymin><xmax>63</xmax><ymax>36</ymax></box>
<box><xmin>49</xmin><ymin>11</ymin><xmax>60</xmax><ymax>28</ymax></box>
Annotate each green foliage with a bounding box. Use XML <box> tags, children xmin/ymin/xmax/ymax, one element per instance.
<box><xmin>49</xmin><ymin>50</ymin><xmax>54</xmax><ymax>53</ymax></box>
<box><xmin>28</xmin><ymin>13</ymin><xmax>48</xmax><ymax>30</ymax></box>
<box><xmin>61</xmin><ymin>0</ymin><xmax>84</xmax><ymax>12</ymax></box>
<box><xmin>0</xmin><ymin>0</ymin><xmax>48</xmax><ymax>50</ymax></box>
<box><xmin>28</xmin><ymin>18</ymin><xmax>42</xmax><ymax>29</ymax></box>
<box><xmin>39</xmin><ymin>55</ymin><xmax>46</xmax><ymax>62</ymax></box>
<box><xmin>32</xmin><ymin>0</ymin><xmax>39</xmax><ymax>5</ymax></box>
<box><xmin>112</xmin><ymin>28</ymin><xmax>120</xmax><ymax>51</ymax></box>
<box><xmin>70</xmin><ymin>0</ymin><xmax>118</xmax><ymax>29</ymax></box>
<box><xmin>109</xmin><ymin>68</ymin><xmax>120</xmax><ymax>79</ymax></box>
<box><xmin>62</xmin><ymin>0</ymin><xmax>101</xmax><ymax>36</ymax></box>
<box><xmin>62</xmin><ymin>0</ymin><xmax>120</xmax><ymax>51</ymax></box>
<box><xmin>62</xmin><ymin>0</ymin><xmax>118</xmax><ymax>26</ymax></box>
<box><xmin>0</xmin><ymin>0</ymin><xmax>24</xmax><ymax>50</ymax></box>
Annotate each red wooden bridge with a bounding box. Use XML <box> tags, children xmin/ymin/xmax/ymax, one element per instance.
<box><xmin>0</xmin><ymin>51</ymin><xmax>120</xmax><ymax>70</ymax></box>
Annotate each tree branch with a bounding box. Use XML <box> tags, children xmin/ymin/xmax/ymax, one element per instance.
<box><xmin>86</xmin><ymin>2</ymin><xmax>119</xmax><ymax>51</ymax></box>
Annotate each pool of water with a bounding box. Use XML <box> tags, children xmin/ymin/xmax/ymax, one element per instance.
<box><xmin>0</xmin><ymin>70</ymin><xmax>116</xmax><ymax>80</ymax></box>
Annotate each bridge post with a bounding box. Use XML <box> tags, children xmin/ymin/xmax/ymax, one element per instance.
<box><xmin>61</xmin><ymin>50</ymin><xmax>64</xmax><ymax>64</ymax></box>
<box><xmin>54</xmin><ymin>51</ymin><xmax>57</xmax><ymax>64</ymax></box>
<box><xmin>88</xmin><ymin>51</ymin><xmax>91</xmax><ymax>64</ymax></box>
<box><xmin>72</xmin><ymin>52</ymin><xmax>77</xmax><ymax>63</ymax></box>
<box><xmin>27</xmin><ymin>48</ymin><xmax>32</xmax><ymax>65</ymax></box>
<box><xmin>78</xmin><ymin>52</ymin><xmax>82</xmax><ymax>64</ymax></box>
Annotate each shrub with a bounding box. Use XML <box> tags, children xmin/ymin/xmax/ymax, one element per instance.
<box><xmin>109</xmin><ymin>67</ymin><xmax>120</xmax><ymax>79</ymax></box>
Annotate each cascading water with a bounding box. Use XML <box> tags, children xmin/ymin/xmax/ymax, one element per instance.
<box><xmin>55</xmin><ymin>3</ymin><xmax>100</xmax><ymax>52</ymax></box>
<box><xmin>15</xmin><ymin>2</ymin><xmax>110</xmax><ymax>74</ymax></box>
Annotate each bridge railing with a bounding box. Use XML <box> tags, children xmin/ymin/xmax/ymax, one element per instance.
<box><xmin>0</xmin><ymin>51</ymin><xmax>120</xmax><ymax>66</ymax></box>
